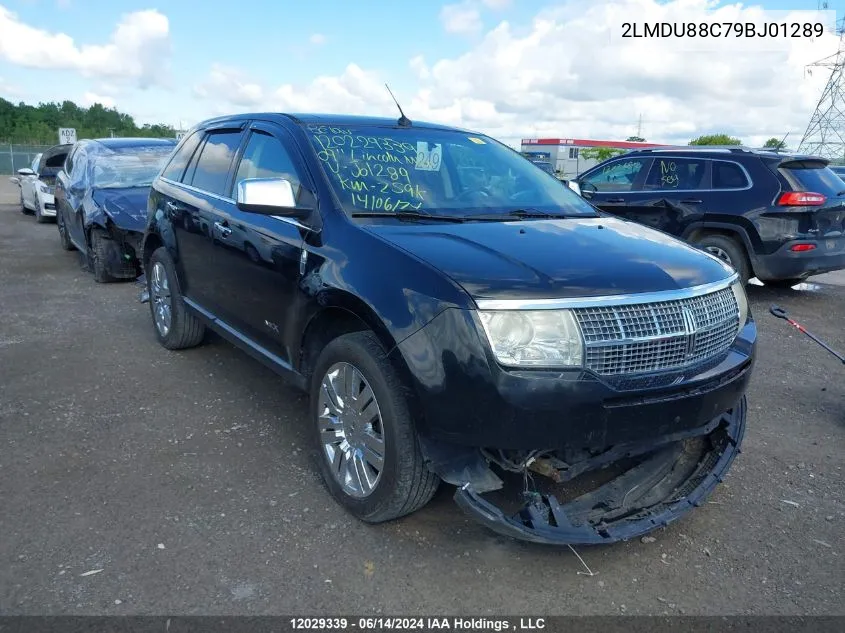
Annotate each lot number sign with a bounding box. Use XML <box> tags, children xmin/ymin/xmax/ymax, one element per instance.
<box><xmin>59</xmin><ymin>128</ymin><xmax>77</xmax><ymax>145</ymax></box>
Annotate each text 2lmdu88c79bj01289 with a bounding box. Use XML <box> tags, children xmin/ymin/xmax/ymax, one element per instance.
<box><xmin>139</xmin><ymin>112</ymin><xmax>755</xmax><ymax>545</ymax></box>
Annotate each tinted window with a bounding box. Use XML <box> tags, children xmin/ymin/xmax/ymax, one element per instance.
<box><xmin>780</xmin><ymin>161</ymin><xmax>845</xmax><ymax>197</ymax></box>
<box><xmin>582</xmin><ymin>158</ymin><xmax>650</xmax><ymax>192</ymax></box>
<box><xmin>643</xmin><ymin>157</ymin><xmax>707</xmax><ymax>190</ymax></box>
<box><xmin>713</xmin><ymin>161</ymin><xmax>749</xmax><ymax>189</ymax></box>
<box><xmin>188</xmin><ymin>131</ymin><xmax>243</xmax><ymax>196</ymax></box>
<box><xmin>303</xmin><ymin>125</ymin><xmax>598</xmax><ymax>217</ymax></box>
<box><xmin>234</xmin><ymin>131</ymin><xmax>302</xmax><ymax>199</ymax></box>
<box><xmin>64</xmin><ymin>146</ymin><xmax>77</xmax><ymax>175</ymax></box>
<box><xmin>162</xmin><ymin>131</ymin><xmax>201</xmax><ymax>182</ymax></box>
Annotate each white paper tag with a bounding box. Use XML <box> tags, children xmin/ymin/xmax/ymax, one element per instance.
<box><xmin>415</xmin><ymin>142</ymin><xmax>442</xmax><ymax>172</ymax></box>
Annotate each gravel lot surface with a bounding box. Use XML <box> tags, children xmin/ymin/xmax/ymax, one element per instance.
<box><xmin>0</xmin><ymin>179</ymin><xmax>842</xmax><ymax>616</ymax></box>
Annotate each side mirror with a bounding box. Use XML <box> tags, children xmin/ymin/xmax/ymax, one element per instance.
<box><xmin>236</xmin><ymin>178</ymin><xmax>313</xmax><ymax>220</ymax></box>
<box><xmin>17</xmin><ymin>168</ymin><xmax>35</xmax><ymax>177</ymax></box>
<box><xmin>9</xmin><ymin>177</ymin><xmax>20</xmax><ymax>186</ymax></box>
<box><xmin>578</xmin><ymin>181</ymin><xmax>596</xmax><ymax>199</ymax></box>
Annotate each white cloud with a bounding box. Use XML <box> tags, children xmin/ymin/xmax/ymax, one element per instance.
<box><xmin>193</xmin><ymin>64</ymin><xmax>264</xmax><ymax>106</ymax></box>
<box><xmin>190</xmin><ymin>0</ymin><xmax>835</xmax><ymax>149</ymax></box>
<box><xmin>0</xmin><ymin>7</ymin><xmax>170</xmax><ymax>88</ymax></box>
<box><xmin>309</xmin><ymin>33</ymin><xmax>326</xmax><ymax>45</ymax></box>
<box><xmin>440</xmin><ymin>2</ymin><xmax>483</xmax><ymax>34</ymax></box>
<box><xmin>82</xmin><ymin>92</ymin><xmax>116</xmax><ymax>108</ymax></box>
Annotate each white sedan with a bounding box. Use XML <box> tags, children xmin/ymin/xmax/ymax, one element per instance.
<box><xmin>11</xmin><ymin>144</ymin><xmax>72</xmax><ymax>223</ymax></box>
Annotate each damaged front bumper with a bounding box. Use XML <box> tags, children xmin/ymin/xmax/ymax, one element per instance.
<box><xmin>445</xmin><ymin>397</ymin><xmax>746</xmax><ymax>545</ymax></box>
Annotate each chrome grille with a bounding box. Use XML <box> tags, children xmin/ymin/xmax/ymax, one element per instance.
<box><xmin>574</xmin><ymin>286</ymin><xmax>739</xmax><ymax>376</ymax></box>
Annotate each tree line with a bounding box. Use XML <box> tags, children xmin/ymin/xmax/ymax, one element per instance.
<box><xmin>578</xmin><ymin>133</ymin><xmax>787</xmax><ymax>163</ymax></box>
<box><xmin>0</xmin><ymin>98</ymin><xmax>177</xmax><ymax>145</ymax></box>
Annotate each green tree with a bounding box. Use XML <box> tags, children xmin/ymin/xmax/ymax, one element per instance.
<box><xmin>580</xmin><ymin>147</ymin><xmax>625</xmax><ymax>162</ymax></box>
<box><xmin>688</xmin><ymin>133</ymin><xmax>743</xmax><ymax>146</ymax></box>
<box><xmin>763</xmin><ymin>137</ymin><xmax>786</xmax><ymax>150</ymax></box>
<box><xmin>626</xmin><ymin>136</ymin><xmax>646</xmax><ymax>142</ymax></box>
<box><xmin>0</xmin><ymin>97</ymin><xmax>176</xmax><ymax>144</ymax></box>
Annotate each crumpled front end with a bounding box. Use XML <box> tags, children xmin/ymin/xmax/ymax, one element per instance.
<box><xmin>445</xmin><ymin>397</ymin><xmax>745</xmax><ymax>545</ymax></box>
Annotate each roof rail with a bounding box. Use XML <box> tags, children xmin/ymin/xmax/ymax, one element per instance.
<box><xmin>632</xmin><ymin>145</ymin><xmax>755</xmax><ymax>153</ymax></box>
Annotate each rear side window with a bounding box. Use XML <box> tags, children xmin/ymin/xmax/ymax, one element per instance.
<box><xmin>712</xmin><ymin>161</ymin><xmax>749</xmax><ymax>189</ymax></box>
<box><xmin>161</xmin><ymin>132</ymin><xmax>201</xmax><ymax>182</ymax></box>
<box><xmin>188</xmin><ymin>131</ymin><xmax>244</xmax><ymax>196</ymax></box>
<box><xmin>780</xmin><ymin>161</ymin><xmax>845</xmax><ymax>197</ymax></box>
<box><xmin>643</xmin><ymin>157</ymin><xmax>707</xmax><ymax>190</ymax></box>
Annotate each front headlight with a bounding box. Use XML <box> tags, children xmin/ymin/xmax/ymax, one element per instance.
<box><xmin>477</xmin><ymin>310</ymin><xmax>583</xmax><ymax>368</ymax></box>
<box><xmin>731</xmin><ymin>280</ymin><xmax>749</xmax><ymax>328</ymax></box>
<box><xmin>38</xmin><ymin>183</ymin><xmax>50</xmax><ymax>194</ymax></box>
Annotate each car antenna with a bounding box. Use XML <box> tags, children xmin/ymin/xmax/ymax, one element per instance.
<box><xmin>385</xmin><ymin>83</ymin><xmax>412</xmax><ymax>127</ymax></box>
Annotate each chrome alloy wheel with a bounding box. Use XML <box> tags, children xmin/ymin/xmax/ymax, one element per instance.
<box><xmin>150</xmin><ymin>261</ymin><xmax>172</xmax><ymax>337</ymax></box>
<box><xmin>705</xmin><ymin>245</ymin><xmax>733</xmax><ymax>268</ymax></box>
<box><xmin>318</xmin><ymin>362</ymin><xmax>386</xmax><ymax>498</ymax></box>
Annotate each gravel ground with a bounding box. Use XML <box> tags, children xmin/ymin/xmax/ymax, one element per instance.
<box><xmin>0</xmin><ymin>179</ymin><xmax>842</xmax><ymax>616</ymax></box>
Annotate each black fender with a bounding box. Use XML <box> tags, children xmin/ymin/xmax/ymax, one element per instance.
<box><xmin>681</xmin><ymin>220</ymin><xmax>762</xmax><ymax>273</ymax></box>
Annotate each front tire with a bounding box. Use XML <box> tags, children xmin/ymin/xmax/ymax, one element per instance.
<box><xmin>147</xmin><ymin>247</ymin><xmax>206</xmax><ymax>350</ymax></box>
<box><xmin>309</xmin><ymin>331</ymin><xmax>439</xmax><ymax>523</ymax></box>
<box><xmin>89</xmin><ymin>229</ymin><xmax>116</xmax><ymax>283</ymax></box>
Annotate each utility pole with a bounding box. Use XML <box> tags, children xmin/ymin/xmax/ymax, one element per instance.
<box><xmin>637</xmin><ymin>113</ymin><xmax>643</xmax><ymax>139</ymax></box>
<box><xmin>797</xmin><ymin>2</ymin><xmax>845</xmax><ymax>161</ymax></box>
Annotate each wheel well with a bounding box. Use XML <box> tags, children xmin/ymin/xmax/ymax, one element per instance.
<box><xmin>298</xmin><ymin>308</ymin><xmax>370</xmax><ymax>380</ymax></box>
<box><xmin>686</xmin><ymin>227</ymin><xmax>754</xmax><ymax>273</ymax></box>
<box><xmin>142</xmin><ymin>233</ymin><xmax>163</xmax><ymax>274</ymax></box>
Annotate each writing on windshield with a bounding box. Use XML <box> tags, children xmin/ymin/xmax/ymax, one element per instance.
<box><xmin>305</xmin><ymin>124</ymin><xmax>598</xmax><ymax>218</ymax></box>
<box><xmin>309</xmin><ymin>126</ymin><xmax>430</xmax><ymax>211</ymax></box>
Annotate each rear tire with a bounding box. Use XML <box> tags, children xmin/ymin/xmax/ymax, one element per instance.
<box><xmin>147</xmin><ymin>247</ymin><xmax>206</xmax><ymax>350</ymax></box>
<box><xmin>309</xmin><ymin>331</ymin><xmax>439</xmax><ymax>523</ymax></box>
<box><xmin>57</xmin><ymin>209</ymin><xmax>76</xmax><ymax>251</ymax></box>
<box><xmin>696</xmin><ymin>235</ymin><xmax>750</xmax><ymax>285</ymax></box>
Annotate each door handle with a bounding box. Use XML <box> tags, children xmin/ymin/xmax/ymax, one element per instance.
<box><xmin>680</xmin><ymin>199</ymin><xmax>703</xmax><ymax>204</ymax></box>
<box><xmin>214</xmin><ymin>221</ymin><xmax>232</xmax><ymax>238</ymax></box>
<box><xmin>606</xmin><ymin>198</ymin><xmax>626</xmax><ymax>203</ymax></box>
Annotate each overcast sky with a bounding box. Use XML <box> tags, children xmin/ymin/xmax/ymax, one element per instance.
<box><xmin>0</xmin><ymin>0</ymin><xmax>841</xmax><ymax>148</ymax></box>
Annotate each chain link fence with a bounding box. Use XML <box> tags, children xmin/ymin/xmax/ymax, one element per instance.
<box><xmin>0</xmin><ymin>144</ymin><xmax>56</xmax><ymax>174</ymax></box>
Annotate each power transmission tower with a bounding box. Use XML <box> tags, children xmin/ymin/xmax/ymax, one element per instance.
<box><xmin>797</xmin><ymin>3</ymin><xmax>845</xmax><ymax>161</ymax></box>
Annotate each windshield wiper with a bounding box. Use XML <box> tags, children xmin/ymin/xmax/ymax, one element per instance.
<box><xmin>350</xmin><ymin>211</ymin><xmax>467</xmax><ymax>223</ymax></box>
<box><xmin>464</xmin><ymin>208</ymin><xmax>589</xmax><ymax>221</ymax></box>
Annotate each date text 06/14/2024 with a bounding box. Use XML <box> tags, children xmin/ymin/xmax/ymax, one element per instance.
<box><xmin>621</xmin><ymin>21</ymin><xmax>824</xmax><ymax>38</ymax></box>
<box><xmin>289</xmin><ymin>617</ymin><xmax>547</xmax><ymax>631</ymax></box>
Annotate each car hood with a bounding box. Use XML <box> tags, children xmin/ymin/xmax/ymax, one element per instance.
<box><xmin>90</xmin><ymin>187</ymin><xmax>150</xmax><ymax>232</ymax></box>
<box><xmin>364</xmin><ymin>216</ymin><xmax>734</xmax><ymax>300</ymax></box>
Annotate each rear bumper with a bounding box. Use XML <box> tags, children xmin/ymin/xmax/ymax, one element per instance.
<box><xmin>754</xmin><ymin>236</ymin><xmax>845</xmax><ymax>281</ymax></box>
<box><xmin>452</xmin><ymin>396</ymin><xmax>746</xmax><ymax>545</ymax></box>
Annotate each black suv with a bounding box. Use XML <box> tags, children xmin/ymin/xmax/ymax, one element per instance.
<box><xmin>575</xmin><ymin>147</ymin><xmax>845</xmax><ymax>287</ymax></box>
<box><xmin>140</xmin><ymin>113</ymin><xmax>756</xmax><ymax>545</ymax></box>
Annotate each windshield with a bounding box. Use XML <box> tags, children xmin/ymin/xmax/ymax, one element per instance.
<box><xmin>90</xmin><ymin>146</ymin><xmax>174</xmax><ymax>189</ymax></box>
<box><xmin>303</xmin><ymin>124</ymin><xmax>597</xmax><ymax>218</ymax></box>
